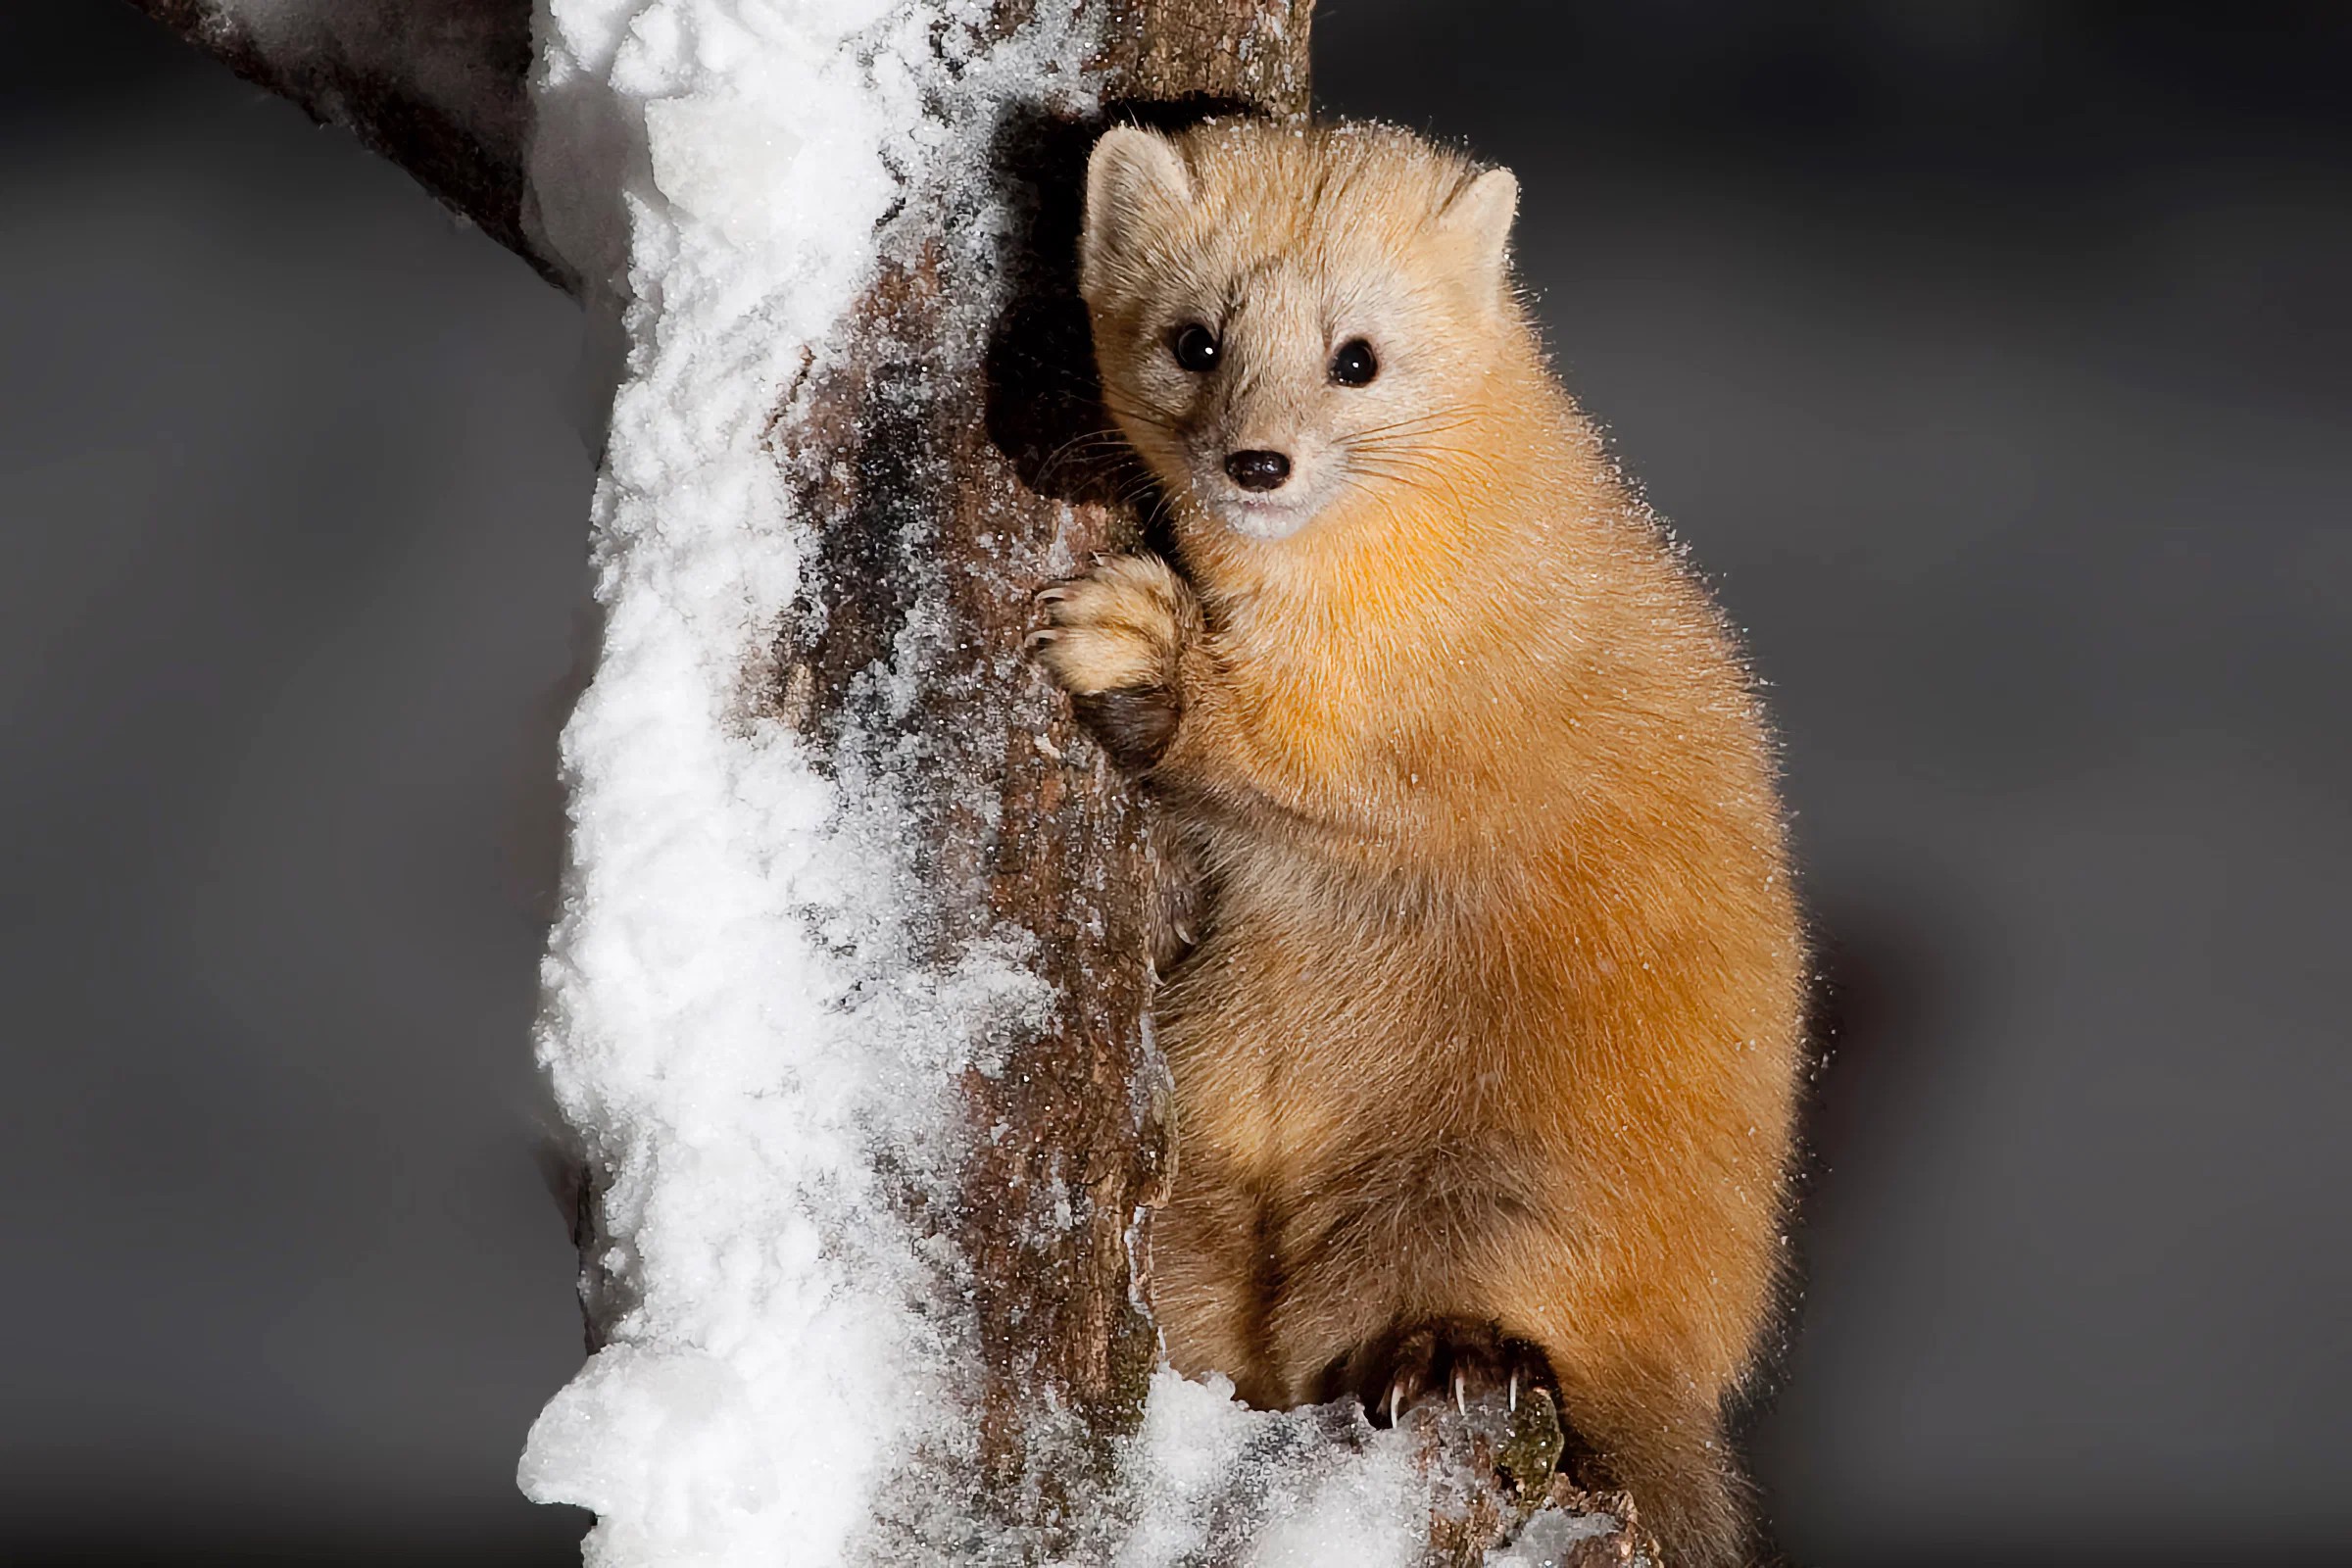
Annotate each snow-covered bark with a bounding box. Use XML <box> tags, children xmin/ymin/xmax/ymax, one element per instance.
<box><xmin>505</xmin><ymin>3</ymin><xmax>1318</xmax><ymax>1562</ymax></box>
<box><xmin>512</xmin><ymin>11</ymin><xmax>1114</xmax><ymax>1562</ymax></box>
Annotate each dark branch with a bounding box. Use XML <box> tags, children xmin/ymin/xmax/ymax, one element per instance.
<box><xmin>123</xmin><ymin>0</ymin><xmax>566</xmax><ymax>290</ymax></box>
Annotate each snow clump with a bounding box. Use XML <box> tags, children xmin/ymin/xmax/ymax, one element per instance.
<box><xmin>1108</xmin><ymin>1370</ymin><xmax>1434</xmax><ymax>1568</ymax></box>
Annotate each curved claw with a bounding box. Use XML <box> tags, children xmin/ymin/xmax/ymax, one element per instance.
<box><xmin>1023</xmin><ymin>628</ymin><xmax>1060</xmax><ymax>654</ymax></box>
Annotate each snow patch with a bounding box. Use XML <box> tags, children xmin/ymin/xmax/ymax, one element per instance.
<box><xmin>1485</xmin><ymin>1507</ymin><xmax>1621</xmax><ymax>1567</ymax></box>
<box><xmin>517</xmin><ymin>3</ymin><xmax>1097</xmax><ymax>1565</ymax></box>
<box><xmin>1102</xmin><ymin>1371</ymin><xmax>1633</xmax><ymax>1568</ymax></box>
<box><xmin>1107</xmin><ymin>1371</ymin><xmax>1432</xmax><ymax>1568</ymax></box>
<box><xmin>517</xmin><ymin>1346</ymin><xmax>786</xmax><ymax>1544</ymax></box>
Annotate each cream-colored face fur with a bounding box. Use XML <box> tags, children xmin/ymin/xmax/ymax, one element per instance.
<box><xmin>1080</xmin><ymin>122</ymin><xmax>1518</xmax><ymax>544</ymax></box>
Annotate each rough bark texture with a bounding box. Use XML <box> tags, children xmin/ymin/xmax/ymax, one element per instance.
<box><xmin>129</xmin><ymin>0</ymin><xmax>1653</xmax><ymax>1559</ymax></box>
<box><xmin>773</xmin><ymin>5</ymin><xmax>1316</xmax><ymax>1541</ymax></box>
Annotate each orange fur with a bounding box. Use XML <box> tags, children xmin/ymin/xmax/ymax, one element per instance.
<box><xmin>1035</xmin><ymin>120</ymin><xmax>1805</xmax><ymax>1567</ymax></box>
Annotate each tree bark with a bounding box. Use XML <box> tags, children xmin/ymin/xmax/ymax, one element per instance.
<box><xmin>778</xmin><ymin>4</ymin><xmax>1314</xmax><ymax>1543</ymax></box>
<box><xmin>126</xmin><ymin>1</ymin><xmax>1654</xmax><ymax>1560</ymax></box>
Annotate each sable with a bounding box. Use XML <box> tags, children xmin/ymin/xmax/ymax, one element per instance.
<box><xmin>1036</xmin><ymin>119</ymin><xmax>1809</xmax><ymax>1568</ymax></box>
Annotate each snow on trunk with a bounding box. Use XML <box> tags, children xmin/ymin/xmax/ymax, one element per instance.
<box><xmin>514</xmin><ymin>4</ymin><xmax>1099</xmax><ymax>1564</ymax></box>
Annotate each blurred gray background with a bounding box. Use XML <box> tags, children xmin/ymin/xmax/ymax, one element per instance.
<box><xmin>4</xmin><ymin>2</ymin><xmax>2346</xmax><ymax>1563</ymax></box>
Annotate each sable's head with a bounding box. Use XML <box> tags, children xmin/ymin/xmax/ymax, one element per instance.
<box><xmin>1078</xmin><ymin>119</ymin><xmax>1519</xmax><ymax>546</ymax></box>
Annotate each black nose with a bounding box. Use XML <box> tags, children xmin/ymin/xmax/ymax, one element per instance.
<box><xmin>1224</xmin><ymin>449</ymin><xmax>1292</xmax><ymax>492</ymax></box>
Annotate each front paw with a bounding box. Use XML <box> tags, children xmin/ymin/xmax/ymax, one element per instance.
<box><xmin>1027</xmin><ymin>554</ymin><xmax>1194</xmax><ymax>770</ymax></box>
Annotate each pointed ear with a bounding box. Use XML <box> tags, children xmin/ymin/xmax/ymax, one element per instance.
<box><xmin>1082</xmin><ymin>126</ymin><xmax>1192</xmax><ymax>292</ymax></box>
<box><xmin>1439</xmin><ymin>166</ymin><xmax>1519</xmax><ymax>281</ymax></box>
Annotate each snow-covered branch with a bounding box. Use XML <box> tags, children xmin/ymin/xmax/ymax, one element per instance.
<box><xmin>124</xmin><ymin>0</ymin><xmax>560</xmax><ymax>284</ymax></box>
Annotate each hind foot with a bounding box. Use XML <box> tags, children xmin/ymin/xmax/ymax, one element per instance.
<box><xmin>1320</xmin><ymin>1317</ymin><xmax>1557</xmax><ymax>1430</ymax></box>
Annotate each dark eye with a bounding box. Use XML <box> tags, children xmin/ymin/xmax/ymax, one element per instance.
<box><xmin>1170</xmin><ymin>322</ymin><xmax>1221</xmax><ymax>373</ymax></box>
<box><xmin>1329</xmin><ymin>338</ymin><xmax>1379</xmax><ymax>386</ymax></box>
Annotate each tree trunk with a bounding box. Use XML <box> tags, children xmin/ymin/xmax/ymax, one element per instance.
<box><xmin>849</xmin><ymin>0</ymin><xmax>1300</xmax><ymax>1471</ymax></box>
<box><xmin>125</xmin><ymin>2</ymin><xmax>1652</xmax><ymax>1561</ymax></box>
<box><xmin>768</xmin><ymin>4</ymin><xmax>1315</xmax><ymax>1544</ymax></box>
